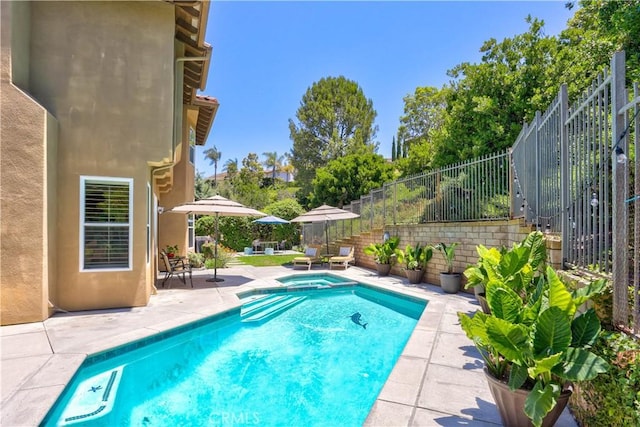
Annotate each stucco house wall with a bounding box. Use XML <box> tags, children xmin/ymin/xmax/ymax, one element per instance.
<box><xmin>1</xmin><ymin>1</ymin><xmax>59</xmax><ymax>324</ymax></box>
<box><xmin>1</xmin><ymin>0</ymin><xmax>202</xmax><ymax>324</ymax></box>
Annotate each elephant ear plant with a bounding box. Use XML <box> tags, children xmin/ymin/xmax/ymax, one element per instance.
<box><xmin>363</xmin><ymin>236</ymin><xmax>401</xmax><ymax>265</ymax></box>
<box><xmin>458</xmin><ymin>231</ymin><xmax>609</xmax><ymax>427</ymax></box>
<box><xmin>397</xmin><ymin>243</ymin><xmax>433</xmax><ymax>271</ymax></box>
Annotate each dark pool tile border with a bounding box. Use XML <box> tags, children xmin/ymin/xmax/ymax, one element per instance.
<box><xmin>82</xmin><ymin>307</ymin><xmax>241</xmax><ymax>368</ymax></box>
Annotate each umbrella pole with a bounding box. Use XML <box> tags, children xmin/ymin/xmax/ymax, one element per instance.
<box><xmin>325</xmin><ymin>220</ymin><xmax>329</xmax><ymax>255</ymax></box>
<box><xmin>207</xmin><ymin>212</ymin><xmax>224</xmax><ymax>282</ymax></box>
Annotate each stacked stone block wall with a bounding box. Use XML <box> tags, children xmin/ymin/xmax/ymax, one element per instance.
<box><xmin>338</xmin><ymin>219</ymin><xmax>536</xmax><ymax>293</ymax></box>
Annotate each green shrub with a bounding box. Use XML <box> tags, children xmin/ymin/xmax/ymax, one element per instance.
<box><xmin>187</xmin><ymin>251</ymin><xmax>204</xmax><ymax>268</ymax></box>
<box><xmin>571</xmin><ymin>330</ymin><xmax>640</xmax><ymax>426</ymax></box>
<box><xmin>201</xmin><ymin>242</ymin><xmax>232</xmax><ymax>268</ymax></box>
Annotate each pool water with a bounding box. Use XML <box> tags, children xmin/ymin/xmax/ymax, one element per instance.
<box><xmin>42</xmin><ymin>286</ymin><xmax>426</xmax><ymax>427</ymax></box>
<box><xmin>276</xmin><ymin>273</ymin><xmax>355</xmax><ymax>288</ymax></box>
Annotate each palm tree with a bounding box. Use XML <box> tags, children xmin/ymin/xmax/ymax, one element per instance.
<box><xmin>280</xmin><ymin>162</ymin><xmax>296</xmax><ymax>183</ymax></box>
<box><xmin>262</xmin><ymin>151</ymin><xmax>284</xmax><ymax>187</ymax></box>
<box><xmin>203</xmin><ymin>145</ymin><xmax>222</xmax><ymax>186</ymax></box>
<box><xmin>223</xmin><ymin>157</ymin><xmax>238</xmax><ymax>179</ymax></box>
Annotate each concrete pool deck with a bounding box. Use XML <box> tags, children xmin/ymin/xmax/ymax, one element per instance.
<box><xmin>1</xmin><ymin>265</ymin><xmax>578</xmax><ymax>426</ymax></box>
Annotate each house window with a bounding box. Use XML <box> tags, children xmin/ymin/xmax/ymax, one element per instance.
<box><xmin>189</xmin><ymin>126</ymin><xmax>196</xmax><ymax>164</ymax></box>
<box><xmin>81</xmin><ymin>176</ymin><xmax>133</xmax><ymax>271</ymax></box>
<box><xmin>188</xmin><ymin>214</ymin><xmax>194</xmax><ymax>249</ymax></box>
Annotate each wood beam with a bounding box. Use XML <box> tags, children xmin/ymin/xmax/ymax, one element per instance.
<box><xmin>176</xmin><ymin>17</ymin><xmax>198</xmax><ymax>35</ymax></box>
<box><xmin>184</xmin><ymin>67</ymin><xmax>200</xmax><ymax>82</ymax></box>
<box><xmin>184</xmin><ymin>61</ymin><xmax>202</xmax><ymax>74</ymax></box>
<box><xmin>179</xmin><ymin>5</ymin><xmax>200</xmax><ymax>18</ymax></box>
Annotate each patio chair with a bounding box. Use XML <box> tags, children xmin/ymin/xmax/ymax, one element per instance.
<box><xmin>252</xmin><ymin>238</ymin><xmax>261</xmax><ymax>253</ymax></box>
<box><xmin>160</xmin><ymin>250</ymin><xmax>193</xmax><ymax>288</ymax></box>
<box><xmin>329</xmin><ymin>246</ymin><xmax>355</xmax><ymax>270</ymax></box>
<box><xmin>292</xmin><ymin>245</ymin><xmax>322</xmax><ymax>270</ymax></box>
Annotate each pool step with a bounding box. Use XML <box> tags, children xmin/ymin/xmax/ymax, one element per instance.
<box><xmin>241</xmin><ymin>295</ymin><xmax>306</xmax><ymax>323</ymax></box>
<box><xmin>241</xmin><ymin>295</ymin><xmax>289</xmax><ymax>317</ymax></box>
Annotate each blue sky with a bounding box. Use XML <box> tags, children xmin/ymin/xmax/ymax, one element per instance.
<box><xmin>196</xmin><ymin>1</ymin><xmax>576</xmax><ymax>177</ymax></box>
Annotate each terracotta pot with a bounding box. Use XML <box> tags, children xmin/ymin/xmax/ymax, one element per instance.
<box><xmin>440</xmin><ymin>272</ymin><xmax>461</xmax><ymax>293</ymax></box>
<box><xmin>484</xmin><ymin>369</ymin><xmax>572</xmax><ymax>427</ymax></box>
<box><xmin>376</xmin><ymin>263</ymin><xmax>392</xmax><ymax>276</ymax></box>
<box><xmin>477</xmin><ymin>293</ymin><xmax>491</xmax><ymax>314</ymax></box>
<box><xmin>405</xmin><ymin>269</ymin><xmax>424</xmax><ymax>284</ymax></box>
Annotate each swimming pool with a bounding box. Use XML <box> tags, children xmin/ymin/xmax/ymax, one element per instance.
<box><xmin>276</xmin><ymin>272</ymin><xmax>356</xmax><ymax>288</ymax></box>
<box><xmin>42</xmin><ymin>284</ymin><xmax>427</xmax><ymax>426</ymax></box>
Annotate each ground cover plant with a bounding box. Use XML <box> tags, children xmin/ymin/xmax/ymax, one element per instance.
<box><xmin>571</xmin><ymin>330</ymin><xmax>640</xmax><ymax>426</ymax></box>
<box><xmin>237</xmin><ymin>254</ymin><xmax>301</xmax><ymax>267</ymax></box>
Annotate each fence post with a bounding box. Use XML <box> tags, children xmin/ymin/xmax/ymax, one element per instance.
<box><xmin>611</xmin><ymin>51</ymin><xmax>628</xmax><ymax>327</ymax></box>
<box><xmin>559</xmin><ymin>84</ymin><xmax>569</xmax><ymax>266</ymax></box>
<box><xmin>393</xmin><ymin>181</ymin><xmax>397</xmax><ymax>225</ymax></box>
<box><xmin>534</xmin><ymin>111</ymin><xmax>541</xmax><ymax>229</ymax></box>
<box><xmin>370</xmin><ymin>191</ymin><xmax>374</xmax><ymax>232</ymax></box>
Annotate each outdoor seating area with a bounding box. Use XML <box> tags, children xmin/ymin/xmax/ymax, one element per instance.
<box><xmin>328</xmin><ymin>246</ymin><xmax>355</xmax><ymax>270</ymax></box>
<box><xmin>292</xmin><ymin>245</ymin><xmax>323</xmax><ymax>270</ymax></box>
<box><xmin>249</xmin><ymin>239</ymin><xmax>286</xmax><ymax>254</ymax></box>
<box><xmin>160</xmin><ymin>250</ymin><xmax>193</xmax><ymax>288</ymax></box>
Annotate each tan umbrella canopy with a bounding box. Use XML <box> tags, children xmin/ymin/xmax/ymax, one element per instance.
<box><xmin>291</xmin><ymin>205</ymin><xmax>360</xmax><ymax>254</ymax></box>
<box><xmin>169</xmin><ymin>195</ymin><xmax>266</xmax><ymax>282</ymax></box>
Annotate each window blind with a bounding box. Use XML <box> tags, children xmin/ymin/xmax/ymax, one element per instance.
<box><xmin>82</xmin><ymin>178</ymin><xmax>132</xmax><ymax>270</ymax></box>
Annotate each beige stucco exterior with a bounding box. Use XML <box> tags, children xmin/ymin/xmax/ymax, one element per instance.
<box><xmin>1</xmin><ymin>1</ymin><xmax>217</xmax><ymax>325</ymax></box>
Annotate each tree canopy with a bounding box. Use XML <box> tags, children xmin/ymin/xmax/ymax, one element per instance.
<box><xmin>394</xmin><ymin>1</ymin><xmax>640</xmax><ymax>176</ymax></box>
<box><xmin>289</xmin><ymin>76</ymin><xmax>379</xmax><ymax>206</ymax></box>
<box><xmin>310</xmin><ymin>152</ymin><xmax>394</xmax><ymax>208</ymax></box>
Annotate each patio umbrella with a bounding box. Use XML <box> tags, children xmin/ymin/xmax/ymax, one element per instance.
<box><xmin>253</xmin><ymin>215</ymin><xmax>291</xmax><ymax>245</ymax></box>
<box><xmin>252</xmin><ymin>215</ymin><xmax>290</xmax><ymax>225</ymax></box>
<box><xmin>290</xmin><ymin>205</ymin><xmax>360</xmax><ymax>255</ymax></box>
<box><xmin>169</xmin><ymin>195</ymin><xmax>266</xmax><ymax>282</ymax></box>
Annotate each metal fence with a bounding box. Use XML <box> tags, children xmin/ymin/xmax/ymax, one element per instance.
<box><xmin>303</xmin><ymin>51</ymin><xmax>639</xmax><ymax>336</ymax></box>
<box><xmin>511</xmin><ymin>51</ymin><xmax>639</xmax><ymax>335</ymax></box>
<box><xmin>342</xmin><ymin>150</ymin><xmax>510</xmax><ymax>226</ymax></box>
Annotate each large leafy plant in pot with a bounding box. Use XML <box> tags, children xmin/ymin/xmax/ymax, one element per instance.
<box><xmin>397</xmin><ymin>243</ymin><xmax>433</xmax><ymax>284</ymax></box>
<box><xmin>434</xmin><ymin>242</ymin><xmax>461</xmax><ymax>293</ymax></box>
<box><xmin>363</xmin><ymin>236</ymin><xmax>400</xmax><ymax>276</ymax></box>
<box><xmin>458</xmin><ymin>231</ymin><xmax>609</xmax><ymax>427</ymax></box>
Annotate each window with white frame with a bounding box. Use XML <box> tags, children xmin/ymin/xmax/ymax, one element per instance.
<box><xmin>188</xmin><ymin>214</ymin><xmax>194</xmax><ymax>249</ymax></box>
<box><xmin>81</xmin><ymin>176</ymin><xmax>133</xmax><ymax>270</ymax></box>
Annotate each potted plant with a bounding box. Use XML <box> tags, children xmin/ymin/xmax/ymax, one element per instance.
<box><xmin>458</xmin><ymin>231</ymin><xmax>609</xmax><ymax>427</ymax></box>
<box><xmin>165</xmin><ymin>244</ymin><xmax>179</xmax><ymax>258</ymax></box>
<box><xmin>363</xmin><ymin>236</ymin><xmax>400</xmax><ymax>276</ymax></box>
<box><xmin>434</xmin><ymin>242</ymin><xmax>461</xmax><ymax>293</ymax></box>
<box><xmin>397</xmin><ymin>243</ymin><xmax>433</xmax><ymax>284</ymax></box>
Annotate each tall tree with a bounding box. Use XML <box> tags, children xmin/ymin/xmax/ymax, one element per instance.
<box><xmin>391</xmin><ymin>136</ymin><xmax>396</xmax><ymax>161</ymax></box>
<box><xmin>223</xmin><ymin>158</ymin><xmax>238</xmax><ymax>179</ymax></box>
<box><xmin>289</xmin><ymin>76</ymin><xmax>379</xmax><ymax>206</ymax></box>
<box><xmin>194</xmin><ymin>171</ymin><xmax>215</xmax><ymax>200</ymax></box>
<box><xmin>203</xmin><ymin>145</ymin><xmax>222</xmax><ymax>186</ymax></box>
<box><xmin>262</xmin><ymin>151</ymin><xmax>285</xmax><ymax>187</ymax></box>
<box><xmin>396</xmin><ymin>135</ymin><xmax>403</xmax><ymax>160</ymax></box>
<box><xmin>235</xmin><ymin>153</ymin><xmax>269</xmax><ymax>208</ymax></box>
<box><xmin>310</xmin><ymin>152</ymin><xmax>394</xmax><ymax>208</ymax></box>
<box><xmin>397</xmin><ymin>86</ymin><xmax>448</xmax><ymax>170</ymax></box>
<box><xmin>433</xmin><ymin>17</ymin><xmax>559</xmax><ymax>166</ymax></box>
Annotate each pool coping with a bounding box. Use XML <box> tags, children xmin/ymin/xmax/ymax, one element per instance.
<box><xmin>1</xmin><ymin>265</ymin><xmax>578</xmax><ymax>426</ymax></box>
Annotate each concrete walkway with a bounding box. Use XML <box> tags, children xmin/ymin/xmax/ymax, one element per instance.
<box><xmin>1</xmin><ymin>265</ymin><xmax>579</xmax><ymax>426</ymax></box>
